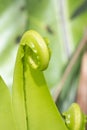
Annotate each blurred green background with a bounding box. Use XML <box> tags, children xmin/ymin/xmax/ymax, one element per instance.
<box><xmin>0</xmin><ymin>0</ymin><xmax>87</xmax><ymax>114</ymax></box>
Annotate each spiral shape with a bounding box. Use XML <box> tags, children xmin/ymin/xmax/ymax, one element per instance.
<box><xmin>62</xmin><ymin>103</ymin><xmax>86</xmax><ymax>130</ymax></box>
<box><xmin>20</xmin><ymin>30</ymin><xmax>50</xmax><ymax>71</ymax></box>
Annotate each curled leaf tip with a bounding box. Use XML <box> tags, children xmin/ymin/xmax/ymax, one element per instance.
<box><xmin>62</xmin><ymin>103</ymin><xmax>87</xmax><ymax>130</ymax></box>
<box><xmin>20</xmin><ymin>30</ymin><xmax>51</xmax><ymax>71</ymax></box>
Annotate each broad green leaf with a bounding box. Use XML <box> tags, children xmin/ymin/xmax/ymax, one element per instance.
<box><xmin>0</xmin><ymin>76</ymin><xmax>17</xmax><ymax>130</ymax></box>
<box><xmin>12</xmin><ymin>30</ymin><xmax>68</xmax><ymax>130</ymax></box>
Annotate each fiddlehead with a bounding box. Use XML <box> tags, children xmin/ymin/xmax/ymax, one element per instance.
<box><xmin>62</xmin><ymin>103</ymin><xmax>87</xmax><ymax>130</ymax></box>
<box><xmin>20</xmin><ymin>30</ymin><xmax>50</xmax><ymax>71</ymax></box>
<box><xmin>12</xmin><ymin>30</ymin><xmax>69</xmax><ymax>130</ymax></box>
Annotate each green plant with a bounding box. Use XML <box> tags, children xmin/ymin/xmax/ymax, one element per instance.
<box><xmin>62</xmin><ymin>103</ymin><xmax>87</xmax><ymax>130</ymax></box>
<box><xmin>0</xmin><ymin>30</ymin><xmax>67</xmax><ymax>130</ymax></box>
<box><xmin>0</xmin><ymin>30</ymin><xmax>86</xmax><ymax>130</ymax></box>
<box><xmin>12</xmin><ymin>29</ymin><xmax>69</xmax><ymax>130</ymax></box>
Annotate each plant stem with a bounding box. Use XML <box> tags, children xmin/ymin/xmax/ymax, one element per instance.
<box><xmin>53</xmin><ymin>29</ymin><xmax>87</xmax><ymax>102</ymax></box>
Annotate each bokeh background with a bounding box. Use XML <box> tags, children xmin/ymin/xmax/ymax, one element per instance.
<box><xmin>0</xmin><ymin>0</ymin><xmax>87</xmax><ymax>117</ymax></box>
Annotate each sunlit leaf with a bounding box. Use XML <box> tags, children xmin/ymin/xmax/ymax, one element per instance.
<box><xmin>0</xmin><ymin>76</ymin><xmax>17</xmax><ymax>130</ymax></box>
